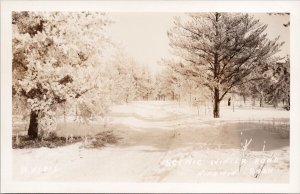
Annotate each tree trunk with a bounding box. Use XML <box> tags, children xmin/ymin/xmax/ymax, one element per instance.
<box><xmin>259</xmin><ymin>96</ymin><xmax>263</xmax><ymax>107</ymax></box>
<box><xmin>213</xmin><ymin>88</ymin><xmax>220</xmax><ymax>118</ymax></box>
<box><xmin>75</xmin><ymin>103</ymin><xmax>78</xmax><ymax>121</ymax></box>
<box><xmin>259</xmin><ymin>91</ymin><xmax>264</xmax><ymax>107</ymax></box>
<box><xmin>28</xmin><ymin>110</ymin><xmax>39</xmax><ymax>139</ymax></box>
<box><xmin>273</xmin><ymin>99</ymin><xmax>278</xmax><ymax>109</ymax></box>
<box><xmin>63</xmin><ymin>102</ymin><xmax>66</xmax><ymax>123</ymax></box>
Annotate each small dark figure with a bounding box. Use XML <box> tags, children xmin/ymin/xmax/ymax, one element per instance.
<box><xmin>228</xmin><ymin>97</ymin><xmax>231</xmax><ymax>106</ymax></box>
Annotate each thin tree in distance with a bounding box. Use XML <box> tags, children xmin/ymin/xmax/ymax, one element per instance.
<box><xmin>167</xmin><ymin>13</ymin><xmax>284</xmax><ymax>118</ymax></box>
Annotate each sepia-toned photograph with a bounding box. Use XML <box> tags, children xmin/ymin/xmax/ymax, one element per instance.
<box><xmin>1</xmin><ymin>0</ymin><xmax>300</xmax><ymax>193</ymax></box>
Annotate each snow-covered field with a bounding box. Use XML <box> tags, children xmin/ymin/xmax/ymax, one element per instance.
<box><xmin>13</xmin><ymin>101</ymin><xmax>290</xmax><ymax>182</ymax></box>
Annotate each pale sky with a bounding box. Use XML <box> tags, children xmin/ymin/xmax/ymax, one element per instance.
<box><xmin>106</xmin><ymin>13</ymin><xmax>290</xmax><ymax>74</ymax></box>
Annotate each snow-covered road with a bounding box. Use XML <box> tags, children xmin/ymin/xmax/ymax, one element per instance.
<box><xmin>13</xmin><ymin>101</ymin><xmax>289</xmax><ymax>182</ymax></box>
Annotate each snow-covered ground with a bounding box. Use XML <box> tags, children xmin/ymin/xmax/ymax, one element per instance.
<box><xmin>13</xmin><ymin>101</ymin><xmax>289</xmax><ymax>182</ymax></box>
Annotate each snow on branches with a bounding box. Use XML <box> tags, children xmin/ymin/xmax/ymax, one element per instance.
<box><xmin>12</xmin><ymin>12</ymin><xmax>111</xmax><ymax>137</ymax></box>
<box><xmin>166</xmin><ymin>13</ymin><xmax>284</xmax><ymax>118</ymax></box>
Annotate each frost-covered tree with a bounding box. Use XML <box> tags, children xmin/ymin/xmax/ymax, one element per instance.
<box><xmin>181</xmin><ymin>78</ymin><xmax>198</xmax><ymax>106</ymax></box>
<box><xmin>135</xmin><ymin>66</ymin><xmax>154</xmax><ymax>100</ymax></box>
<box><xmin>13</xmin><ymin>12</ymin><xmax>111</xmax><ymax>139</ymax></box>
<box><xmin>167</xmin><ymin>13</ymin><xmax>284</xmax><ymax>118</ymax></box>
<box><xmin>105</xmin><ymin>50</ymin><xmax>156</xmax><ymax>102</ymax></box>
<box><xmin>106</xmin><ymin>52</ymin><xmax>138</xmax><ymax>103</ymax></box>
<box><xmin>266</xmin><ymin>57</ymin><xmax>290</xmax><ymax>109</ymax></box>
<box><xmin>154</xmin><ymin>70</ymin><xmax>169</xmax><ymax>100</ymax></box>
<box><xmin>248</xmin><ymin>62</ymin><xmax>274</xmax><ymax>107</ymax></box>
<box><xmin>157</xmin><ymin>65</ymin><xmax>184</xmax><ymax>101</ymax></box>
<box><xmin>158</xmin><ymin>60</ymin><xmax>210</xmax><ymax>109</ymax></box>
<box><xmin>240</xmin><ymin>56</ymin><xmax>290</xmax><ymax>109</ymax></box>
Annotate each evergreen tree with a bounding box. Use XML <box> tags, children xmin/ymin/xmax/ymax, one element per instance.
<box><xmin>167</xmin><ymin>13</ymin><xmax>283</xmax><ymax>118</ymax></box>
